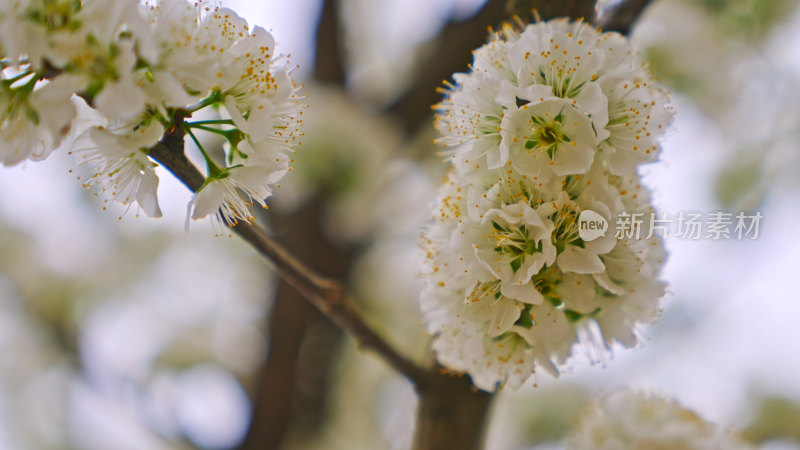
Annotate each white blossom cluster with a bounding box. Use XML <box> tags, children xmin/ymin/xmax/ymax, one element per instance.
<box><xmin>567</xmin><ymin>390</ymin><xmax>755</xmax><ymax>449</ymax></box>
<box><xmin>0</xmin><ymin>0</ymin><xmax>303</xmax><ymax>230</ymax></box>
<box><xmin>421</xmin><ymin>19</ymin><xmax>674</xmax><ymax>391</ymax></box>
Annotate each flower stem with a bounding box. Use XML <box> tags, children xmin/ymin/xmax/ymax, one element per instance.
<box><xmin>187</xmin><ymin>123</ymin><xmax>231</xmax><ymax>135</ymax></box>
<box><xmin>186</xmin><ymin>119</ymin><xmax>234</xmax><ymax>126</ymax></box>
<box><xmin>184</xmin><ymin>90</ymin><xmax>222</xmax><ymax>113</ymax></box>
<box><xmin>185</xmin><ymin>123</ymin><xmax>243</xmax><ymax>153</ymax></box>
<box><xmin>183</xmin><ymin>123</ymin><xmax>223</xmax><ymax>179</ymax></box>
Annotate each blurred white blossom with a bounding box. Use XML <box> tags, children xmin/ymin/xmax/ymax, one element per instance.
<box><xmin>567</xmin><ymin>390</ymin><xmax>755</xmax><ymax>449</ymax></box>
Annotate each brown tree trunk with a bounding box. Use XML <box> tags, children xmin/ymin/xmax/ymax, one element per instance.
<box><xmin>413</xmin><ymin>374</ymin><xmax>494</xmax><ymax>450</ymax></box>
<box><xmin>239</xmin><ymin>283</ymin><xmax>312</xmax><ymax>450</ymax></box>
<box><xmin>239</xmin><ymin>198</ymin><xmax>353</xmax><ymax>450</ymax></box>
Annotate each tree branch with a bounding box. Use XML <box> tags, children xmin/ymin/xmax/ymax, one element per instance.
<box><xmin>413</xmin><ymin>374</ymin><xmax>494</xmax><ymax>450</ymax></box>
<box><xmin>147</xmin><ymin>124</ymin><xmax>431</xmax><ymax>388</ymax></box>
<box><xmin>312</xmin><ymin>0</ymin><xmax>346</xmax><ymax>84</ymax></box>
<box><xmin>594</xmin><ymin>0</ymin><xmax>653</xmax><ymax>34</ymax></box>
<box><xmin>506</xmin><ymin>0</ymin><xmax>597</xmax><ymax>22</ymax></box>
<box><xmin>149</xmin><ymin>123</ymin><xmax>204</xmax><ymax>191</ymax></box>
<box><xmin>229</xmin><ymin>223</ymin><xmax>430</xmax><ymax>384</ymax></box>
<box><xmin>240</xmin><ymin>283</ymin><xmax>313</xmax><ymax>450</ymax></box>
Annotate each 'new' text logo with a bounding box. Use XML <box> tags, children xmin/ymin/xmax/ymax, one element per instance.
<box><xmin>578</xmin><ymin>210</ymin><xmax>608</xmax><ymax>242</ymax></box>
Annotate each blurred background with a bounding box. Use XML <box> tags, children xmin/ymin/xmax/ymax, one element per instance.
<box><xmin>2</xmin><ymin>0</ymin><xmax>800</xmax><ymax>448</ymax></box>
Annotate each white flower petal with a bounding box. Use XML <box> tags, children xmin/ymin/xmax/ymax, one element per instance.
<box><xmin>95</xmin><ymin>81</ymin><xmax>146</xmax><ymax>121</ymax></box>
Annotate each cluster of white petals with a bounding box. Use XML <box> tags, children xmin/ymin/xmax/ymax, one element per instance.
<box><xmin>422</xmin><ymin>19</ymin><xmax>674</xmax><ymax>391</ymax></box>
<box><xmin>567</xmin><ymin>390</ymin><xmax>755</xmax><ymax>449</ymax></box>
<box><xmin>0</xmin><ymin>0</ymin><xmax>303</xmax><ymax>228</ymax></box>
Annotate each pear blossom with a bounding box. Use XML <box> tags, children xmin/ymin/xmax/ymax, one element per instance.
<box><xmin>421</xmin><ymin>166</ymin><xmax>667</xmax><ymax>390</ymax></box>
<box><xmin>434</xmin><ymin>73</ymin><xmax>506</xmax><ymax>170</ymax></box>
<box><xmin>423</xmin><ymin>18</ymin><xmax>673</xmax><ymax>391</ymax></box>
<box><xmin>186</xmin><ymin>165</ymin><xmax>279</xmax><ymax>234</ymax></box>
<box><xmin>145</xmin><ymin>3</ymin><xmax>251</xmax><ymax>96</ymax></box>
<box><xmin>599</xmin><ymin>80</ymin><xmax>674</xmax><ymax>175</ymax></box>
<box><xmin>454</xmin><ymin>199</ymin><xmax>556</xmax><ymax>303</ymax></box>
<box><xmin>501</xmin><ymin>95</ymin><xmax>598</xmax><ymax>180</ymax></box>
<box><xmin>567</xmin><ymin>390</ymin><xmax>756</xmax><ymax>449</ymax></box>
<box><xmin>0</xmin><ymin>0</ymin><xmax>303</xmax><ymax>230</ymax></box>
<box><xmin>0</xmin><ymin>74</ymin><xmax>81</xmax><ymax>166</ymax></box>
<box><xmin>433</xmin><ymin>325</ymin><xmax>543</xmax><ymax>390</ymax></box>
<box><xmin>12</xmin><ymin>0</ymin><xmax>155</xmax><ymax>121</ymax></box>
<box><xmin>223</xmin><ymin>92</ymin><xmax>302</xmax><ymax>170</ymax></box>
<box><xmin>0</xmin><ymin>115</ymin><xmax>42</xmax><ymax>167</ymax></box>
<box><xmin>90</xmin><ymin>40</ymin><xmax>148</xmax><ymax>121</ymax></box>
<box><xmin>435</xmin><ymin>18</ymin><xmax>673</xmax><ymax>177</ymax></box>
<box><xmin>142</xmin><ymin>0</ymin><xmax>209</xmax><ymax>107</ymax></box>
<box><xmin>69</xmin><ymin>98</ymin><xmax>164</xmax><ymax>218</ymax></box>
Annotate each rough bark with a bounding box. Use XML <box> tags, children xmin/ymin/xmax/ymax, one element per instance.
<box><xmin>413</xmin><ymin>373</ymin><xmax>494</xmax><ymax>450</ymax></box>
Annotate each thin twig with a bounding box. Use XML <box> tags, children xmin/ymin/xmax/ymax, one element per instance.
<box><xmin>148</xmin><ymin>123</ymin><xmax>431</xmax><ymax>387</ymax></box>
